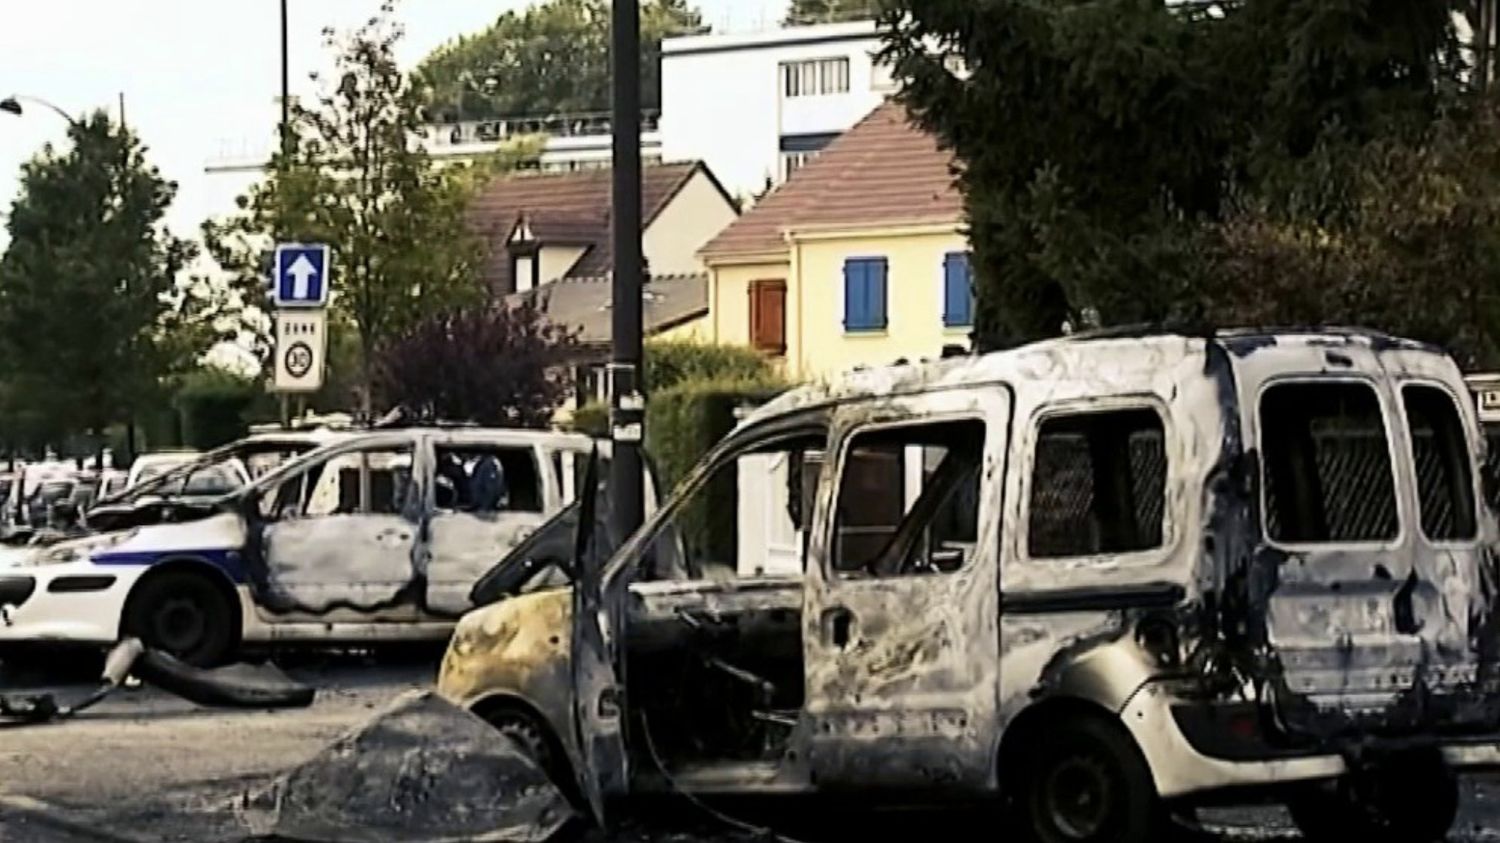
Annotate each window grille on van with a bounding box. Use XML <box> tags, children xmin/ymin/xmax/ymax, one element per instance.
<box><xmin>1028</xmin><ymin>408</ymin><xmax>1167</xmax><ymax>559</ymax></box>
<box><xmin>1262</xmin><ymin>383</ymin><xmax>1398</xmax><ymax>543</ymax></box>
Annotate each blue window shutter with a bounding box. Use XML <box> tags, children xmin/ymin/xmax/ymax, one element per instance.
<box><xmin>943</xmin><ymin>252</ymin><xmax>973</xmax><ymax>327</ymax></box>
<box><xmin>844</xmin><ymin>258</ymin><xmax>886</xmax><ymax>331</ymax></box>
<box><xmin>846</xmin><ymin>261</ymin><xmax>870</xmax><ymax>330</ymax></box>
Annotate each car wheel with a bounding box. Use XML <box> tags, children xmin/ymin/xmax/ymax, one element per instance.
<box><xmin>123</xmin><ymin>570</ymin><xmax>236</xmax><ymax>667</ymax></box>
<box><xmin>484</xmin><ymin>707</ymin><xmax>586</xmax><ymax>810</ymax></box>
<box><xmin>1287</xmin><ymin>752</ymin><xmax>1458</xmax><ymax>843</ymax></box>
<box><xmin>1017</xmin><ymin>716</ymin><xmax>1162</xmax><ymax>843</ymax></box>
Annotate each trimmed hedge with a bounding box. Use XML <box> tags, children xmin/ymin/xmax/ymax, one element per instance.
<box><xmin>174</xmin><ymin>368</ymin><xmax>258</xmax><ymax>451</ymax></box>
<box><xmin>644</xmin><ymin>376</ymin><xmax>787</xmax><ymax>566</ymax></box>
<box><xmin>644</xmin><ymin>340</ymin><xmax>774</xmax><ymax>393</ymax></box>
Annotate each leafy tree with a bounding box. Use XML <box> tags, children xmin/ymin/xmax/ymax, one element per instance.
<box><xmin>372</xmin><ymin>298</ymin><xmax>579</xmax><ymax>428</ymax></box>
<box><xmin>0</xmin><ymin>112</ymin><xmax>218</xmax><ymax>457</ymax></box>
<box><xmin>416</xmin><ymin>0</ymin><xmax>707</xmax><ymax>122</ymax></box>
<box><xmin>204</xmin><ymin>3</ymin><xmax>540</xmax><ymax>411</ymax></box>
<box><xmin>785</xmin><ymin>0</ymin><xmax>883</xmax><ymax>26</ymax></box>
<box><xmin>883</xmin><ymin>0</ymin><xmax>1476</xmax><ymax>354</ymax></box>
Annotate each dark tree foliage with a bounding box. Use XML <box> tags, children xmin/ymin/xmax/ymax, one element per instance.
<box><xmin>883</xmin><ymin>0</ymin><xmax>1485</xmax><ymax>358</ymax></box>
<box><xmin>0</xmin><ymin>113</ymin><xmax>221</xmax><ymax>449</ymax></box>
<box><xmin>372</xmin><ymin>300</ymin><xmax>579</xmax><ymax>428</ymax></box>
<box><xmin>416</xmin><ymin>0</ymin><xmax>707</xmax><ymax>123</ymax></box>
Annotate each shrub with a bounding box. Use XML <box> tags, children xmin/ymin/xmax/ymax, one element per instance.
<box><xmin>644</xmin><ymin>375</ymin><xmax>788</xmax><ymax>564</ymax></box>
<box><xmin>644</xmin><ymin>340</ymin><xmax>775</xmax><ymax>392</ymax></box>
<box><xmin>174</xmin><ymin>367</ymin><xmax>257</xmax><ymax>450</ymax></box>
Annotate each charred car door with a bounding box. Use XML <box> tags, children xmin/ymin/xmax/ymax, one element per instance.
<box><xmin>803</xmin><ymin>387</ymin><xmax>1010</xmax><ymax>790</ymax></box>
<box><xmin>249</xmin><ymin>437</ymin><xmax>425</xmax><ymax>618</ymax></box>
<box><xmin>1233</xmin><ymin>341</ymin><xmax>1495</xmax><ymax>736</ymax></box>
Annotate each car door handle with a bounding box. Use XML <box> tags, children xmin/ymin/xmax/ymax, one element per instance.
<box><xmin>821</xmin><ymin>607</ymin><xmax>856</xmax><ymax>650</ymax></box>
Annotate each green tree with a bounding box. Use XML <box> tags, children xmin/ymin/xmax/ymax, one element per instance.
<box><xmin>785</xmin><ymin>0</ymin><xmax>883</xmax><ymax>26</ymax></box>
<box><xmin>415</xmin><ymin>0</ymin><xmax>707</xmax><ymax>123</ymax></box>
<box><xmin>883</xmin><ymin>0</ymin><xmax>1475</xmax><ymax>353</ymax></box>
<box><xmin>204</xmin><ymin>3</ymin><xmax>540</xmax><ymax>412</ymax></box>
<box><xmin>0</xmin><ymin>112</ymin><xmax>212</xmax><ymax>458</ymax></box>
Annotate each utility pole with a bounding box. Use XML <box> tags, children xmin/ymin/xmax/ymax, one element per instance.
<box><xmin>608</xmin><ymin>0</ymin><xmax>646</xmax><ymax>542</ymax></box>
<box><xmin>279</xmin><ymin>0</ymin><xmax>292</xmax><ymax>430</ymax></box>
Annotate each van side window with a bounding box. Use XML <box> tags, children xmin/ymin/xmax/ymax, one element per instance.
<box><xmin>1028</xmin><ymin>408</ymin><xmax>1165</xmax><ymax>559</ymax></box>
<box><xmin>1261</xmin><ymin>382</ymin><xmax>1397</xmax><ymax>543</ymax></box>
<box><xmin>434</xmin><ymin>446</ymin><xmax>542</xmax><ymax>514</ymax></box>
<box><xmin>832</xmin><ymin>420</ymin><xmax>985</xmax><ymax>578</ymax></box>
<box><xmin>1403</xmin><ymin>385</ymin><xmax>1477</xmax><ymax>541</ymax></box>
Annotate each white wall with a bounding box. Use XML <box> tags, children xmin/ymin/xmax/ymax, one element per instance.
<box><xmin>643</xmin><ymin>169</ymin><xmax>740</xmax><ymax>276</ymax></box>
<box><xmin>661</xmin><ymin>21</ymin><xmax>888</xmax><ymax>201</ymax></box>
<box><xmin>539</xmin><ymin>246</ymin><xmax>586</xmax><ymax>285</ymax></box>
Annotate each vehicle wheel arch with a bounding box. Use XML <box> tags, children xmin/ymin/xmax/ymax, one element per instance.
<box><xmin>469</xmin><ymin>692</ymin><xmax>584</xmax><ymax>804</ymax></box>
<box><xmin>997</xmin><ymin>695</ymin><xmax>1143</xmax><ymax>785</ymax></box>
<box><xmin>118</xmin><ymin>556</ymin><xmax>243</xmax><ymax>645</ymax></box>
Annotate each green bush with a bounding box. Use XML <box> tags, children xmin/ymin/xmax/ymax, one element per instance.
<box><xmin>568</xmin><ymin>401</ymin><xmax>611</xmax><ymax>438</ymax></box>
<box><xmin>644</xmin><ymin>340</ymin><xmax>775</xmax><ymax>392</ymax></box>
<box><xmin>174</xmin><ymin>367</ymin><xmax>258</xmax><ymax>451</ymax></box>
<box><xmin>645</xmin><ymin>376</ymin><xmax>788</xmax><ymax>565</ymax></box>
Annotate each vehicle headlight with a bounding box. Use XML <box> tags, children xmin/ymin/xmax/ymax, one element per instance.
<box><xmin>18</xmin><ymin>530</ymin><xmax>138</xmax><ymax>567</ymax></box>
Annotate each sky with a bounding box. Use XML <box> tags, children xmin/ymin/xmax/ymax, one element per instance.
<box><xmin>0</xmin><ymin>0</ymin><xmax>788</xmax><ymax>244</ymax></box>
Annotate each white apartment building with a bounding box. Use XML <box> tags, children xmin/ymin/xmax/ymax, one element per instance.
<box><xmin>659</xmin><ymin>20</ymin><xmax>892</xmax><ymax>201</ymax></box>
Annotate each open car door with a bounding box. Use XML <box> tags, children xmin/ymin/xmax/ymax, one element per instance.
<box><xmin>569</xmin><ymin>446</ymin><xmax>628</xmax><ymax>822</ymax></box>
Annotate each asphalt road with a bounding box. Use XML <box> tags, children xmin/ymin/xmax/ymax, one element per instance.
<box><xmin>2</xmin><ymin>652</ymin><xmax>1500</xmax><ymax>842</ymax></box>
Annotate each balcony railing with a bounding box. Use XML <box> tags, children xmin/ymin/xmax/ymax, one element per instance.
<box><xmin>422</xmin><ymin>109</ymin><xmax>662</xmax><ymax>147</ymax></box>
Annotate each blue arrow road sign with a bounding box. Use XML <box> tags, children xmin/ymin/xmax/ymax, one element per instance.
<box><xmin>273</xmin><ymin>243</ymin><xmax>331</xmax><ymax>308</ymax></box>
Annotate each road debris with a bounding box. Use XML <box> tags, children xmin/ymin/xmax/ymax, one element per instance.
<box><xmin>236</xmin><ymin>689</ymin><xmax>575</xmax><ymax>843</ymax></box>
<box><xmin>0</xmin><ymin>638</ymin><xmax>315</xmax><ymax>724</ymax></box>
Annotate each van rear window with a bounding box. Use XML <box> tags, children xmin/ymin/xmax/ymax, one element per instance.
<box><xmin>1404</xmin><ymin>385</ymin><xmax>1477</xmax><ymax>542</ymax></box>
<box><xmin>1261</xmin><ymin>382</ymin><xmax>1397</xmax><ymax>544</ymax></box>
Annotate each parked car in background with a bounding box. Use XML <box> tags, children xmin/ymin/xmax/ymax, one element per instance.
<box><xmin>441</xmin><ymin>328</ymin><xmax>1500</xmax><ymax>843</ymax></box>
<box><xmin>124</xmin><ymin>450</ymin><xmax>202</xmax><ymax>490</ymax></box>
<box><xmin>96</xmin><ymin>469</ymin><xmax>129</xmax><ymax>500</ymax></box>
<box><xmin>0</xmin><ymin>428</ymin><xmax>653</xmax><ymax>667</ymax></box>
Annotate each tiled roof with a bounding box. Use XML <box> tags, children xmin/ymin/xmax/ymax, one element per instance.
<box><xmin>470</xmin><ymin>162</ymin><xmax>706</xmax><ymax>294</ymax></box>
<box><xmin>700</xmin><ymin>100</ymin><xmax>962</xmax><ymax>260</ymax></box>
<box><xmin>510</xmin><ymin>273</ymin><xmax>709</xmax><ymax>346</ymax></box>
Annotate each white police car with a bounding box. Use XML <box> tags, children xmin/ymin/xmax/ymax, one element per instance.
<box><xmin>0</xmin><ymin>427</ymin><xmax>622</xmax><ymax>664</ymax></box>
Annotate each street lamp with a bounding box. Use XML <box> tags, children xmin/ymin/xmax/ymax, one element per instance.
<box><xmin>0</xmin><ymin>95</ymin><xmax>80</xmax><ymax>128</ymax></box>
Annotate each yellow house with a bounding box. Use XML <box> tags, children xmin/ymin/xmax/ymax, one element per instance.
<box><xmin>698</xmin><ymin>100</ymin><xmax>971</xmax><ymax>381</ymax></box>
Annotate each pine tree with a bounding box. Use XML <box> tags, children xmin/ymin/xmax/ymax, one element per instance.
<box><xmin>0</xmin><ymin>113</ymin><xmax>209</xmax><ymax>455</ymax></box>
<box><xmin>785</xmin><ymin>0</ymin><xmax>883</xmax><ymax>26</ymax></box>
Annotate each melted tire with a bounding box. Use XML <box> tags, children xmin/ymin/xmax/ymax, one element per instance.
<box><xmin>133</xmin><ymin>649</ymin><xmax>315</xmax><ymax>709</ymax></box>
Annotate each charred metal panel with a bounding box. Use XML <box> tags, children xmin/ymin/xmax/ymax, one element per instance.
<box><xmin>801</xmin><ymin>387</ymin><xmax>1007</xmax><ymax>792</ymax></box>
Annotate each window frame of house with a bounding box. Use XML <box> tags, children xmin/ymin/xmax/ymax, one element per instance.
<box><xmin>748</xmin><ymin>278</ymin><xmax>788</xmax><ymax>356</ymax></box>
<box><xmin>781</xmin><ymin>56</ymin><xmax>851</xmax><ymax>98</ymax></box>
<box><xmin>842</xmin><ymin>256</ymin><xmax>889</xmax><ymax>334</ymax></box>
<box><xmin>942</xmin><ymin>251</ymin><xmax>974</xmax><ymax>329</ymax></box>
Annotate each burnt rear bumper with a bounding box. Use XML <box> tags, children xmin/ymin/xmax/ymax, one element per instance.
<box><xmin>1121</xmin><ymin>682</ymin><xmax>1500</xmax><ymax>800</ymax></box>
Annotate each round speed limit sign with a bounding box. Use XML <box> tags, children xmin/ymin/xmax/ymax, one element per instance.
<box><xmin>284</xmin><ymin>341</ymin><xmax>315</xmax><ymax>379</ymax></box>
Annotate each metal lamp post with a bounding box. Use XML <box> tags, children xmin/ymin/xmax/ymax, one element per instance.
<box><xmin>0</xmin><ymin>95</ymin><xmax>81</xmax><ymax>129</ymax></box>
<box><xmin>608</xmin><ymin>0</ymin><xmax>646</xmax><ymax>541</ymax></box>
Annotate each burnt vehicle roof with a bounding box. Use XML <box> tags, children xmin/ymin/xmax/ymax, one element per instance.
<box><xmin>742</xmin><ymin>327</ymin><xmax>1451</xmax><ymax>427</ymax></box>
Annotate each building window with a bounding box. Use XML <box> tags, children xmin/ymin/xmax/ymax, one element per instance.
<box><xmin>943</xmin><ymin>252</ymin><xmax>973</xmax><ymax>328</ymax></box>
<box><xmin>782</xmin><ymin>57</ymin><xmax>851</xmax><ymax>97</ymax></box>
<box><xmin>780</xmin><ymin>151</ymin><xmax>815</xmax><ymax>181</ymax></box>
<box><xmin>749</xmin><ymin>279</ymin><xmax>787</xmax><ymax>355</ymax></box>
<box><xmin>843</xmin><ymin>257</ymin><xmax>888</xmax><ymax>333</ymax></box>
<box><xmin>1028</xmin><ymin>408</ymin><xmax>1167</xmax><ymax>559</ymax></box>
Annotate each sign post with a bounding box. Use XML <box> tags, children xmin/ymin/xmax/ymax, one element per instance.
<box><xmin>269</xmin><ymin>243</ymin><xmax>333</xmax><ymax>423</ymax></box>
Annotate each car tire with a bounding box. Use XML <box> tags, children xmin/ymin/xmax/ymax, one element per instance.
<box><xmin>123</xmin><ymin>569</ymin><xmax>236</xmax><ymax>667</ymax></box>
<box><xmin>1287</xmin><ymin>752</ymin><xmax>1458</xmax><ymax>843</ymax></box>
<box><xmin>1015</xmin><ymin>715</ymin><xmax>1162</xmax><ymax>843</ymax></box>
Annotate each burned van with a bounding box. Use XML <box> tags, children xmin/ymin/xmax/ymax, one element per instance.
<box><xmin>439</xmin><ymin>329</ymin><xmax>1500</xmax><ymax>842</ymax></box>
